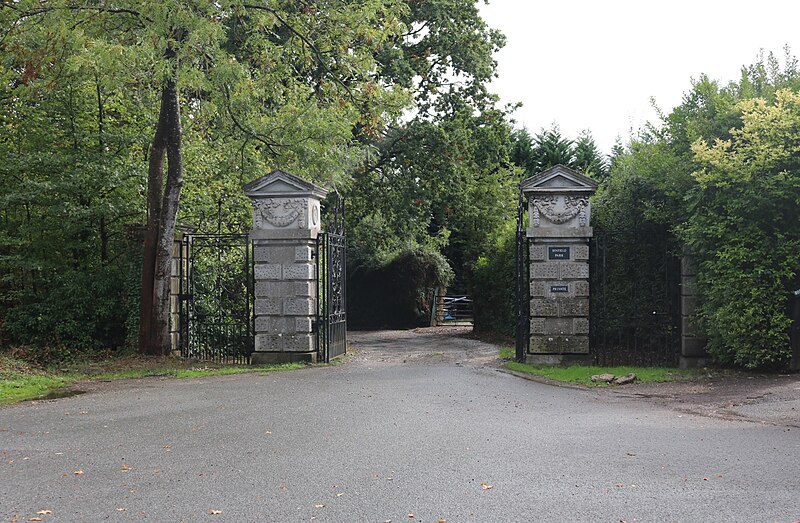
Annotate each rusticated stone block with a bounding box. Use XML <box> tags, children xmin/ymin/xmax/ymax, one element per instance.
<box><xmin>543</xmin><ymin>318</ymin><xmax>573</xmax><ymax>335</ymax></box>
<box><xmin>531</xmin><ymin>317</ymin><xmax>545</xmax><ymax>334</ymax></box>
<box><xmin>255</xmin><ymin>316</ymin><xmax>295</xmax><ymax>334</ymax></box>
<box><xmin>531</xmin><ymin>299</ymin><xmax>558</xmax><ymax>317</ymax></box>
<box><xmin>253</xmin><ymin>246</ymin><xmax>271</xmax><ymax>263</ymax></box>
<box><xmin>295</xmin><ymin>245</ymin><xmax>313</xmax><ymax>262</ymax></box>
<box><xmin>530</xmin><ymin>245</ymin><xmax>546</xmax><ymax>261</ymax></box>
<box><xmin>282</xmin><ymin>264</ymin><xmax>314</xmax><ymax>280</ymax></box>
<box><xmin>681</xmin><ymin>294</ymin><xmax>698</xmax><ymax>314</ymax></box>
<box><xmin>254</xmin><ymin>245</ymin><xmax>295</xmax><ymax>264</ymax></box>
<box><xmin>561</xmin><ymin>336</ymin><xmax>589</xmax><ymax>354</ymax></box>
<box><xmin>573</xmin><ymin>245</ymin><xmax>590</xmax><ymax>261</ymax></box>
<box><xmin>560</xmin><ymin>262</ymin><xmax>589</xmax><ymax>279</ymax></box>
<box><xmin>530</xmin><ymin>281</ymin><xmax>547</xmax><ymax>297</ymax></box>
<box><xmin>559</xmin><ymin>298</ymin><xmax>588</xmax><ymax>317</ymax></box>
<box><xmin>531</xmin><ymin>263</ymin><xmax>560</xmax><ymax>280</ymax></box>
<box><xmin>574</xmin><ymin>281</ymin><xmax>590</xmax><ymax>297</ymax></box>
<box><xmin>254</xmin><ymin>281</ymin><xmax>294</xmax><ymax>298</ymax></box>
<box><xmin>681</xmin><ymin>276</ymin><xmax>698</xmax><ymax>294</ymax></box>
<box><xmin>283</xmin><ymin>333</ymin><xmax>314</xmax><ymax>352</ymax></box>
<box><xmin>255</xmin><ymin>298</ymin><xmax>281</xmax><ymax>315</ymax></box>
<box><xmin>682</xmin><ymin>336</ymin><xmax>707</xmax><ymax>357</ymax></box>
<box><xmin>573</xmin><ymin>318</ymin><xmax>589</xmax><ymax>334</ymax></box>
<box><xmin>283</xmin><ymin>298</ymin><xmax>314</xmax><ymax>316</ymax></box>
<box><xmin>294</xmin><ymin>281</ymin><xmax>315</xmax><ymax>297</ymax></box>
<box><xmin>529</xmin><ymin>335</ymin><xmax>560</xmax><ymax>353</ymax></box>
<box><xmin>681</xmin><ymin>256</ymin><xmax>697</xmax><ymax>277</ymax></box>
<box><xmin>255</xmin><ymin>334</ymin><xmax>282</xmax><ymax>352</ymax></box>
<box><xmin>254</xmin><ymin>264</ymin><xmax>282</xmax><ymax>280</ymax></box>
<box><xmin>295</xmin><ymin>317</ymin><xmax>313</xmax><ymax>333</ymax></box>
<box><xmin>681</xmin><ymin>316</ymin><xmax>701</xmax><ymax>337</ymax></box>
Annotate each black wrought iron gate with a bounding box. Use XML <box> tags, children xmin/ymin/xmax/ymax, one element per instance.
<box><xmin>316</xmin><ymin>195</ymin><xmax>347</xmax><ymax>363</ymax></box>
<box><xmin>515</xmin><ymin>190</ymin><xmax>530</xmax><ymax>362</ymax></box>
<box><xmin>179</xmin><ymin>233</ymin><xmax>253</xmax><ymax>364</ymax></box>
<box><xmin>589</xmin><ymin>228</ymin><xmax>681</xmax><ymax>366</ymax></box>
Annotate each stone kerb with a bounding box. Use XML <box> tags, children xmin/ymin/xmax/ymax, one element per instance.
<box><xmin>521</xmin><ymin>165</ymin><xmax>598</xmax><ymax>365</ymax></box>
<box><xmin>244</xmin><ymin>170</ymin><xmax>328</xmax><ymax>364</ymax></box>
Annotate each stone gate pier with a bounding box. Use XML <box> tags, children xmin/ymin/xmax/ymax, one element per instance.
<box><xmin>521</xmin><ymin>165</ymin><xmax>598</xmax><ymax>365</ymax></box>
<box><xmin>244</xmin><ymin>170</ymin><xmax>328</xmax><ymax>364</ymax></box>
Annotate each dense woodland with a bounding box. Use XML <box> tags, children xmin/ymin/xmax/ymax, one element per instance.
<box><xmin>0</xmin><ymin>2</ymin><xmax>797</xmax><ymax>370</ymax></box>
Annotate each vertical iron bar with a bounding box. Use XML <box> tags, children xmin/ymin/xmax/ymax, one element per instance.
<box><xmin>326</xmin><ymin>231</ymin><xmax>332</xmax><ymax>364</ymax></box>
<box><xmin>515</xmin><ymin>190</ymin><xmax>527</xmax><ymax>363</ymax></box>
<box><xmin>250</xmin><ymin>239</ymin><xmax>255</xmax><ymax>363</ymax></box>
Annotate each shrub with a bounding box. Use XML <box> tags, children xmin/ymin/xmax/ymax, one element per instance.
<box><xmin>471</xmin><ymin>222</ymin><xmax>516</xmax><ymax>337</ymax></box>
<box><xmin>3</xmin><ymin>266</ymin><xmax>129</xmax><ymax>354</ymax></box>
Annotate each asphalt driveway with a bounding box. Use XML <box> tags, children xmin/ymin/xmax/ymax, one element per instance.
<box><xmin>2</xmin><ymin>328</ymin><xmax>799</xmax><ymax>522</ymax></box>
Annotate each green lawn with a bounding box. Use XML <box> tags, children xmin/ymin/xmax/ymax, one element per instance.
<box><xmin>0</xmin><ymin>354</ymin><xmax>305</xmax><ymax>405</ymax></box>
<box><xmin>498</xmin><ymin>347</ymin><xmax>700</xmax><ymax>386</ymax></box>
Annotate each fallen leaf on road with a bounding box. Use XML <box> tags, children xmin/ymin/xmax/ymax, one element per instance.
<box><xmin>29</xmin><ymin>518</ymin><xmax>42</xmax><ymax>522</ymax></box>
<box><xmin>480</xmin><ymin>482</ymin><xmax>493</xmax><ymax>490</ymax></box>
<box><xmin>407</xmin><ymin>514</ymin><xmax>415</xmax><ymax>519</ymax></box>
<box><xmin>121</xmin><ymin>463</ymin><xmax>131</xmax><ymax>472</ymax></box>
<box><xmin>703</xmin><ymin>477</ymin><xmax>709</xmax><ymax>481</ymax></box>
<box><xmin>208</xmin><ymin>509</ymin><xmax>222</xmax><ymax>515</ymax></box>
<box><xmin>116</xmin><ymin>508</ymin><xmax>127</xmax><ymax>512</ymax></box>
<box><xmin>626</xmin><ymin>452</ymin><xmax>637</xmax><ymax>456</ymax></box>
<box><xmin>73</xmin><ymin>470</ymin><xmax>84</xmax><ymax>475</ymax></box>
<box><xmin>335</xmin><ymin>493</ymin><xmax>344</xmax><ymax>497</ymax></box>
<box><xmin>437</xmin><ymin>519</ymin><xmax>447</xmax><ymax>522</ymax></box>
<box><xmin>36</xmin><ymin>511</ymin><xmax>52</xmax><ymax>515</ymax></box>
<box><xmin>314</xmin><ymin>504</ymin><xmax>325</xmax><ymax>508</ymax></box>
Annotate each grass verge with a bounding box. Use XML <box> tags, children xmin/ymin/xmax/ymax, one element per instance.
<box><xmin>504</xmin><ymin>361</ymin><xmax>699</xmax><ymax>386</ymax></box>
<box><xmin>497</xmin><ymin>347</ymin><xmax>700</xmax><ymax>386</ymax></box>
<box><xmin>0</xmin><ymin>354</ymin><xmax>305</xmax><ymax>405</ymax></box>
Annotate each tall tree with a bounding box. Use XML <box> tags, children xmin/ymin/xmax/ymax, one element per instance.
<box><xmin>3</xmin><ymin>0</ymin><xmax>407</xmax><ymax>355</ymax></box>
<box><xmin>348</xmin><ymin>0</ymin><xmax>514</xmax><ymax>279</ymax></box>
<box><xmin>573</xmin><ymin>130</ymin><xmax>607</xmax><ymax>179</ymax></box>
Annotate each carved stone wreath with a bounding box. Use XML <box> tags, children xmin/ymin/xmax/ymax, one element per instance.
<box><xmin>532</xmin><ymin>196</ymin><xmax>588</xmax><ymax>226</ymax></box>
<box><xmin>253</xmin><ymin>198</ymin><xmax>306</xmax><ymax>228</ymax></box>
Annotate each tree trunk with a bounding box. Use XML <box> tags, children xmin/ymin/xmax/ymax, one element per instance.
<box><xmin>138</xmin><ymin>78</ymin><xmax>182</xmax><ymax>356</ymax></box>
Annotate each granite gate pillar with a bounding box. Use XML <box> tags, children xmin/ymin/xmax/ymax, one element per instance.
<box><xmin>244</xmin><ymin>170</ymin><xmax>328</xmax><ymax>364</ymax></box>
<box><xmin>521</xmin><ymin>165</ymin><xmax>598</xmax><ymax>365</ymax></box>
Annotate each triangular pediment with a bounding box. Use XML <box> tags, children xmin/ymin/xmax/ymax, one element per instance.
<box><xmin>244</xmin><ymin>169</ymin><xmax>328</xmax><ymax>199</ymax></box>
<box><xmin>520</xmin><ymin>164</ymin><xmax>599</xmax><ymax>194</ymax></box>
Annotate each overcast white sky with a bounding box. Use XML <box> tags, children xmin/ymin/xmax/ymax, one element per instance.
<box><xmin>478</xmin><ymin>1</ymin><xmax>800</xmax><ymax>153</ymax></box>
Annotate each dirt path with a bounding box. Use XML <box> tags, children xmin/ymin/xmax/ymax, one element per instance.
<box><xmin>348</xmin><ymin>326</ymin><xmax>500</xmax><ymax>367</ymax></box>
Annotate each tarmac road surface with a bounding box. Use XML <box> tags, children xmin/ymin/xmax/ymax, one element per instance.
<box><xmin>2</xmin><ymin>328</ymin><xmax>799</xmax><ymax>522</ymax></box>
